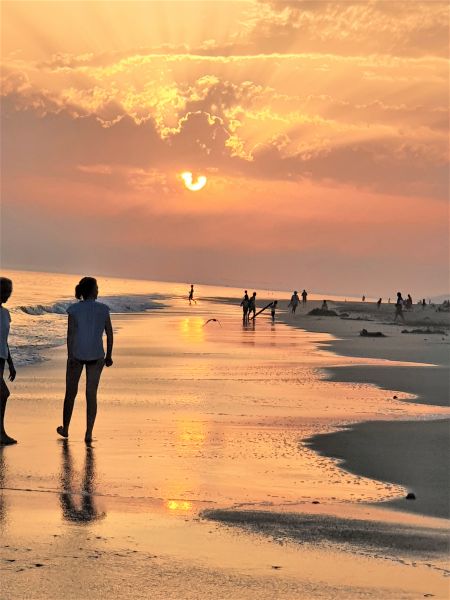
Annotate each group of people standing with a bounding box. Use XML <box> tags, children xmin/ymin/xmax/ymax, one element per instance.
<box><xmin>240</xmin><ymin>290</ymin><xmax>258</xmax><ymax>324</ymax></box>
<box><xmin>240</xmin><ymin>288</ymin><xmax>308</xmax><ymax>324</ymax></box>
<box><xmin>0</xmin><ymin>276</ymin><xmax>114</xmax><ymax>446</ymax></box>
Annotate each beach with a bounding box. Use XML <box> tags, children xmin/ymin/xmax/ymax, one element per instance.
<box><xmin>1</xmin><ymin>270</ymin><xmax>449</xmax><ymax>599</ymax></box>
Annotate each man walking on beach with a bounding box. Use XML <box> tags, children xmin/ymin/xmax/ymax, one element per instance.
<box><xmin>248</xmin><ymin>292</ymin><xmax>257</xmax><ymax>320</ymax></box>
<box><xmin>301</xmin><ymin>290</ymin><xmax>308</xmax><ymax>305</ymax></box>
<box><xmin>394</xmin><ymin>292</ymin><xmax>406</xmax><ymax>323</ymax></box>
<box><xmin>288</xmin><ymin>291</ymin><xmax>300</xmax><ymax>315</ymax></box>
<box><xmin>240</xmin><ymin>290</ymin><xmax>249</xmax><ymax>324</ymax></box>
<box><xmin>188</xmin><ymin>285</ymin><xmax>195</xmax><ymax>305</ymax></box>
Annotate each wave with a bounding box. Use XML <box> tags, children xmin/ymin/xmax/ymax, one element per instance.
<box><xmin>14</xmin><ymin>294</ymin><xmax>165</xmax><ymax>317</ymax></box>
<box><xmin>9</xmin><ymin>294</ymin><xmax>166</xmax><ymax>366</ymax></box>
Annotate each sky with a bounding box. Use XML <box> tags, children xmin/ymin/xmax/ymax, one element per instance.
<box><xmin>1</xmin><ymin>0</ymin><xmax>448</xmax><ymax>297</ymax></box>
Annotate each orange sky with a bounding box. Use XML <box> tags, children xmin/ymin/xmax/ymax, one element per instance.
<box><xmin>1</xmin><ymin>1</ymin><xmax>448</xmax><ymax>296</ymax></box>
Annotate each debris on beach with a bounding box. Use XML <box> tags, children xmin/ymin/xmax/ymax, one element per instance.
<box><xmin>406</xmin><ymin>492</ymin><xmax>416</xmax><ymax>500</ymax></box>
<box><xmin>401</xmin><ymin>328</ymin><xmax>447</xmax><ymax>335</ymax></box>
<box><xmin>360</xmin><ymin>329</ymin><xmax>386</xmax><ymax>337</ymax></box>
<box><xmin>308</xmin><ymin>308</ymin><xmax>338</xmax><ymax>317</ymax></box>
<box><xmin>340</xmin><ymin>315</ymin><xmax>373</xmax><ymax>321</ymax></box>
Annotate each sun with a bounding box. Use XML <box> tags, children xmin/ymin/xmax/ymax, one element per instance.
<box><xmin>181</xmin><ymin>171</ymin><xmax>207</xmax><ymax>191</ymax></box>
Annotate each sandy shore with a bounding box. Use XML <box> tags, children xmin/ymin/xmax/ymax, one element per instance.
<box><xmin>276</xmin><ymin>299</ymin><xmax>449</xmax><ymax>520</ymax></box>
<box><xmin>1</xmin><ymin>296</ymin><xmax>449</xmax><ymax>598</ymax></box>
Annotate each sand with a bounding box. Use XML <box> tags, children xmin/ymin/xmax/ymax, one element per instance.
<box><xmin>1</xmin><ymin>294</ymin><xmax>449</xmax><ymax>598</ymax></box>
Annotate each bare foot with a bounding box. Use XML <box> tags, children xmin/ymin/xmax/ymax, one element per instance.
<box><xmin>0</xmin><ymin>434</ymin><xmax>18</xmax><ymax>445</ymax></box>
<box><xmin>56</xmin><ymin>426</ymin><xmax>68</xmax><ymax>438</ymax></box>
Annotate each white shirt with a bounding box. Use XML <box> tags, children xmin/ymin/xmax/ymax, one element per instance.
<box><xmin>0</xmin><ymin>306</ymin><xmax>11</xmax><ymax>360</ymax></box>
<box><xmin>67</xmin><ymin>300</ymin><xmax>110</xmax><ymax>361</ymax></box>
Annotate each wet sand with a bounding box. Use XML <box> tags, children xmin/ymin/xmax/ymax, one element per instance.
<box><xmin>278</xmin><ymin>299</ymin><xmax>450</xmax><ymax>520</ymax></box>
<box><xmin>1</xmin><ymin>296</ymin><xmax>449</xmax><ymax>598</ymax></box>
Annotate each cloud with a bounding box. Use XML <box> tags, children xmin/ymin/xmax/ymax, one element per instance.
<box><xmin>252</xmin><ymin>0</ymin><xmax>450</xmax><ymax>58</ymax></box>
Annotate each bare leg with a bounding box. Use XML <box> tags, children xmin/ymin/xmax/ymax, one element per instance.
<box><xmin>85</xmin><ymin>359</ymin><xmax>104</xmax><ymax>443</ymax></box>
<box><xmin>0</xmin><ymin>376</ymin><xmax>16</xmax><ymax>445</ymax></box>
<box><xmin>57</xmin><ymin>359</ymin><xmax>83</xmax><ymax>438</ymax></box>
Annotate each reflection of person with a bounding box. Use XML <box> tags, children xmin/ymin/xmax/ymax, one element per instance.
<box><xmin>271</xmin><ymin>301</ymin><xmax>278</xmax><ymax>324</ymax></box>
<box><xmin>394</xmin><ymin>292</ymin><xmax>406</xmax><ymax>322</ymax></box>
<box><xmin>0</xmin><ymin>447</ymin><xmax>7</xmax><ymax>524</ymax></box>
<box><xmin>0</xmin><ymin>277</ymin><xmax>17</xmax><ymax>446</ymax></box>
<box><xmin>59</xmin><ymin>440</ymin><xmax>104</xmax><ymax>523</ymax></box>
<box><xmin>57</xmin><ymin>277</ymin><xmax>113</xmax><ymax>444</ymax></box>
<box><xmin>288</xmin><ymin>291</ymin><xmax>300</xmax><ymax>314</ymax></box>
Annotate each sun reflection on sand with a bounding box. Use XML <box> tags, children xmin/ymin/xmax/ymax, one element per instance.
<box><xmin>180</xmin><ymin>317</ymin><xmax>205</xmax><ymax>343</ymax></box>
<box><xmin>178</xmin><ymin>420</ymin><xmax>206</xmax><ymax>444</ymax></box>
<box><xmin>166</xmin><ymin>499</ymin><xmax>193</xmax><ymax>512</ymax></box>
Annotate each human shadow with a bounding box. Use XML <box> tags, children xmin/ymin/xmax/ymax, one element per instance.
<box><xmin>0</xmin><ymin>447</ymin><xmax>6</xmax><ymax>527</ymax></box>
<box><xmin>59</xmin><ymin>440</ymin><xmax>105</xmax><ymax>523</ymax></box>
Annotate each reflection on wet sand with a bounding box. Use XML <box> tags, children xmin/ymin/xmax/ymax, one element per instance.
<box><xmin>180</xmin><ymin>317</ymin><xmax>205</xmax><ymax>343</ymax></box>
<box><xmin>166</xmin><ymin>499</ymin><xmax>193</xmax><ymax>512</ymax></box>
<box><xmin>59</xmin><ymin>441</ymin><xmax>105</xmax><ymax>524</ymax></box>
<box><xmin>0</xmin><ymin>448</ymin><xmax>7</xmax><ymax>527</ymax></box>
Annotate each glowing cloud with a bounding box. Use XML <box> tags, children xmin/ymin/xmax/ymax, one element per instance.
<box><xmin>181</xmin><ymin>171</ymin><xmax>207</xmax><ymax>191</ymax></box>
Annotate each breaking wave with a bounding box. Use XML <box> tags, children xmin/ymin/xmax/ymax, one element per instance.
<box><xmin>9</xmin><ymin>294</ymin><xmax>166</xmax><ymax>365</ymax></box>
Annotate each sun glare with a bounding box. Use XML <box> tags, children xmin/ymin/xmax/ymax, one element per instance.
<box><xmin>181</xmin><ymin>171</ymin><xmax>207</xmax><ymax>191</ymax></box>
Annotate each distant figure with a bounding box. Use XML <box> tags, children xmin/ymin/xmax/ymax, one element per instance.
<box><xmin>271</xmin><ymin>300</ymin><xmax>278</xmax><ymax>324</ymax></box>
<box><xmin>394</xmin><ymin>292</ymin><xmax>406</xmax><ymax>323</ymax></box>
<box><xmin>288</xmin><ymin>291</ymin><xmax>300</xmax><ymax>315</ymax></box>
<box><xmin>301</xmin><ymin>290</ymin><xmax>308</xmax><ymax>304</ymax></box>
<box><xmin>406</xmin><ymin>294</ymin><xmax>413</xmax><ymax>310</ymax></box>
<box><xmin>248</xmin><ymin>292</ymin><xmax>257</xmax><ymax>320</ymax></box>
<box><xmin>362</xmin><ymin>295</ymin><xmax>366</xmax><ymax>302</ymax></box>
<box><xmin>377</xmin><ymin>298</ymin><xmax>382</xmax><ymax>309</ymax></box>
<box><xmin>388</xmin><ymin>298</ymin><xmax>391</xmax><ymax>304</ymax></box>
<box><xmin>240</xmin><ymin>290</ymin><xmax>249</xmax><ymax>324</ymax></box>
<box><xmin>188</xmin><ymin>284</ymin><xmax>196</xmax><ymax>305</ymax></box>
<box><xmin>57</xmin><ymin>277</ymin><xmax>114</xmax><ymax>444</ymax></box>
<box><xmin>0</xmin><ymin>277</ymin><xmax>17</xmax><ymax>446</ymax></box>
<box><xmin>422</xmin><ymin>298</ymin><xmax>426</xmax><ymax>310</ymax></box>
<box><xmin>321</xmin><ymin>300</ymin><xmax>329</xmax><ymax>311</ymax></box>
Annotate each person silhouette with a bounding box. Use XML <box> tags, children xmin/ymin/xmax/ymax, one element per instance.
<box><xmin>59</xmin><ymin>440</ymin><xmax>104</xmax><ymax>523</ymax></box>
<box><xmin>188</xmin><ymin>285</ymin><xmax>196</xmax><ymax>305</ymax></box>
<box><xmin>288</xmin><ymin>291</ymin><xmax>300</xmax><ymax>315</ymax></box>
<box><xmin>271</xmin><ymin>300</ymin><xmax>278</xmax><ymax>323</ymax></box>
<box><xmin>56</xmin><ymin>277</ymin><xmax>113</xmax><ymax>444</ymax></box>
<box><xmin>301</xmin><ymin>290</ymin><xmax>308</xmax><ymax>305</ymax></box>
<box><xmin>240</xmin><ymin>290</ymin><xmax>250</xmax><ymax>324</ymax></box>
<box><xmin>377</xmin><ymin>298</ymin><xmax>382</xmax><ymax>309</ymax></box>
<box><xmin>0</xmin><ymin>277</ymin><xmax>17</xmax><ymax>446</ymax></box>
<box><xmin>248</xmin><ymin>292</ymin><xmax>257</xmax><ymax>320</ymax></box>
<box><xmin>394</xmin><ymin>292</ymin><xmax>406</xmax><ymax>322</ymax></box>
